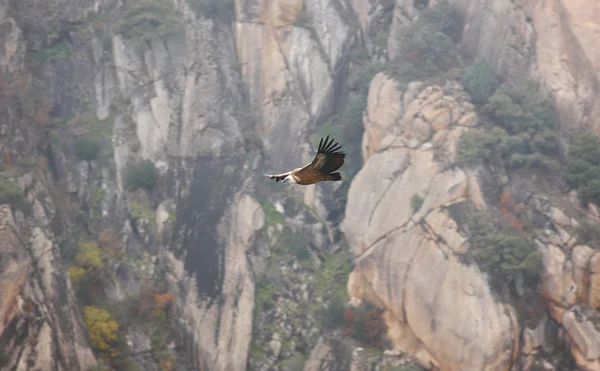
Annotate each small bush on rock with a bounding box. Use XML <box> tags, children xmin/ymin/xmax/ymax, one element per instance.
<box><xmin>410</xmin><ymin>194</ymin><xmax>424</xmax><ymax>213</ymax></box>
<box><xmin>124</xmin><ymin>160</ymin><xmax>159</xmax><ymax>192</ymax></box>
<box><xmin>118</xmin><ymin>0</ymin><xmax>183</xmax><ymax>45</ymax></box>
<box><xmin>73</xmin><ymin>137</ymin><xmax>102</xmax><ymax>161</ymax></box>
<box><xmin>456</xmin><ymin>82</ymin><xmax>560</xmax><ymax>172</ymax></box>
<box><xmin>461</xmin><ymin>58</ymin><xmax>500</xmax><ymax>104</ymax></box>
<box><xmin>565</xmin><ymin>132</ymin><xmax>600</xmax><ymax>207</ymax></box>
<box><xmin>385</xmin><ymin>0</ymin><xmax>464</xmax><ymax>81</ymax></box>
<box><xmin>0</xmin><ymin>179</ymin><xmax>26</xmax><ymax>212</ymax></box>
<box><xmin>188</xmin><ymin>0</ymin><xmax>235</xmax><ymax>20</ymax></box>
<box><xmin>462</xmin><ymin>211</ymin><xmax>542</xmax><ymax>293</ymax></box>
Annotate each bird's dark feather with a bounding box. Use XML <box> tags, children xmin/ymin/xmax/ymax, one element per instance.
<box><xmin>262</xmin><ymin>136</ymin><xmax>346</xmax><ymax>185</ymax></box>
<box><xmin>299</xmin><ymin>135</ymin><xmax>346</xmax><ymax>176</ymax></box>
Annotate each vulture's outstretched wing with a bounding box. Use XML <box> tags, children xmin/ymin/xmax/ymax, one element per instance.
<box><xmin>261</xmin><ymin>170</ymin><xmax>291</xmax><ymax>183</ymax></box>
<box><xmin>297</xmin><ymin>135</ymin><xmax>346</xmax><ymax>176</ymax></box>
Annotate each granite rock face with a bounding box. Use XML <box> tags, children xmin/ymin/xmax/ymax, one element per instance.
<box><xmin>3</xmin><ymin>0</ymin><xmax>600</xmax><ymax>369</ymax></box>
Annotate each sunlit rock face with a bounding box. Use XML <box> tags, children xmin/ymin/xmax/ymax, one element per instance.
<box><xmin>341</xmin><ymin>70</ymin><xmax>600</xmax><ymax>370</ymax></box>
<box><xmin>342</xmin><ymin>74</ymin><xmax>518</xmax><ymax>370</ymax></box>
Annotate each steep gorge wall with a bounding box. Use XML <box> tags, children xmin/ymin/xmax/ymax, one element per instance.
<box><xmin>0</xmin><ymin>0</ymin><xmax>98</xmax><ymax>369</ymax></box>
<box><xmin>1</xmin><ymin>0</ymin><xmax>362</xmax><ymax>369</ymax></box>
<box><xmin>2</xmin><ymin>0</ymin><xmax>600</xmax><ymax>370</ymax></box>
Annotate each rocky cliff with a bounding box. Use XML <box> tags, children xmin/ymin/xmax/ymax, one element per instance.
<box><xmin>1</xmin><ymin>0</ymin><xmax>600</xmax><ymax>370</ymax></box>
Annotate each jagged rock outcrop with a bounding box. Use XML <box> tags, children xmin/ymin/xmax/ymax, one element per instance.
<box><xmin>342</xmin><ymin>68</ymin><xmax>600</xmax><ymax>370</ymax></box>
<box><xmin>343</xmin><ymin>74</ymin><xmax>517</xmax><ymax>370</ymax></box>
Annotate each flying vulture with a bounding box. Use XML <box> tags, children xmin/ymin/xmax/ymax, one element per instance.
<box><xmin>262</xmin><ymin>136</ymin><xmax>346</xmax><ymax>185</ymax></box>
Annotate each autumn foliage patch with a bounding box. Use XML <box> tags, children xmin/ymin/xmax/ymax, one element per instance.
<box><xmin>343</xmin><ymin>302</ymin><xmax>388</xmax><ymax>348</ymax></box>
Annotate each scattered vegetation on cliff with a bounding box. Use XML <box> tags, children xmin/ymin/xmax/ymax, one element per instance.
<box><xmin>372</xmin><ymin>0</ymin><xmax>396</xmax><ymax>53</ymax></box>
<box><xmin>67</xmin><ymin>240</ymin><xmax>104</xmax><ymax>285</ymax></box>
<box><xmin>410</xmin><ymin>194</ymin><xmax>424</xmax><ymax>213</ymax></box>
<box><xmin>250</xmin><ymin>200</ymin><xmax>352</xmax><ymax>367</ymax></box>
<box><xmin>279</xmin><ymin>352</ymin><xmax>306</xmax><ymax>371</ymax></box>
<box><xmin>456</xmin><ymin>79</ymin><xmax>560</xmax><ymax>172</ymax></box>
<box><xmin>189</xmin><ymin>0</ymin><xmax>235</xmax><ymax>20</ymax></box>
<box><xmin>73</xmin><ymin>137</ymin><xmax>103</xmax><ymax>162</ymax></box>
<box><xmin>279</xmin><ymin>227</ymin><xmax>312</xmax><ymax>262</ymax></box>
<box><xmin>343</xmin><ymin>301</ymin><xmax>389</xmax><ymax>349</ymax></box>
<box><xmin>575</xmin><ymin>220</ymin><xmax>600</xmax><ymax>248</ymax></box>
<box><xmin>385</xmin><ymin>0</ymin><xmax>464</xmax><ymax>83</ymax></box>
<box><xmin>260</xmin><ymin>200</ymin><xmax>286</xmax><ymax>226</ymax></box>
<box><xmin>463</xmin><ymin>210</ymin><xmax>542</xmax><ymax>293</ymax></box>
<box><xmin>0</xmin><ymin>178</ymin><xmax>27</xmax><ymax>212</ymax></box>
<box><xmin>118</xmin><ymin>0</ymin><xmax>183</xmax><ymax>45</ymax></box>
<box><xmin>124</xmin><ymin>160</ymin><xmax>159</xmax><ymax>192</ymax></box>
<box><xmin>315</xmin><ymin>251</ymin><xmax>352</xmax><ymax>329</ymax></box>
<box><xmin>385</xmin><ymin>365</ymin><xmax>426</xmax><ymax>371</ymax></box>
<box><xmin>65</xmin><ymin>229</ymin><xmax>176</xmax><ymax>369</ymax></box>
<box><xmin>84</xmin><ymin>306</ymin><xmax>120</xmax><ymax>357</ymax></box>
<box><xmin>460</xmin><ymin>58</ymin><xmax>500</xmax><ymax>105</ymax></box>
<box><xmin>26</xmin><ymin>41</ymin><xmax>72</xmax><ymax>64</ymax></box>
<box><xmin>565</xmin><ymin>132</ymin><xmax>600</xmax><ymax>207</ymax></box>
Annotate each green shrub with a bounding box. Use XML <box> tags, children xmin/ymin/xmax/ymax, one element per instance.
<box><xmin>455</xmin><ymin>128</ymin><xmax>496</xmax><ymax>166</ymax></box>
<box><xmin>410</xmin><ymin>194</ymin><xmax>424</xmax><ymax>213</ymax></box>
<box><xmin>575</xmin><ymin>220</ymin><xmax>600</xmax><ymax>247</ymax></box>
<box><xmin>565</xmin><ymin>132</ymin><xmax>600</xmax><ymax>207</ymax></box>
<box><xmin>280</xmin><ymin>227</ymin><xmax>311</xmax><ymax>261</ymax></box>
<box><xmin>260</xmin><ymin>201</ymin><xmax>286</xmax><ymax>226</ymax></box>
<box><xmin>0</xmin><ymin>179</ymin><xmax>27</xmax><ymax>212</ymax></box>
<box><xmin>456</xmin><ymin>83</ymin><xmax>560</xmax><ymax>171</ymax></box>
<box><xmin>385</xmin><ymin>0</ymin><xmax>464</xmax><ymax>81</ymax></box>
<box><xmin>318</xmin><ymin>292</ymin><xmax>347</xmax><ymax>330</ymax></box>
<box><xmin>74</xmin><ymin>137</ymin><xmax>102</xmax><ymax>161</ymax></box>
<box><xmin>124</xmin><ymin>160</ymin><xmax>159</xmax><ymax>192</ymax></box>
<box><xmin>118</xmin><ymin>0</ymin><xmax>183</xmax><ymax>45</ymax></box>
<box><xmin>26</xmin><ymin>41</ymin><xmax>72</xmax><ymax>63</ymax></box>
<box><xmin>461</xmin><ymin>58</ymin><xmax>500</xmax><ymax>104</ymax></box>
<box><xmin>487</xmin><ymin>83</ymin><xmax>558</xmax><ymax>135</ymax></box>
<box><xmin>188</xmin><ymin>0</ymin><xmax>235</xmax><ymax>21</ymax></box>
<box><xmin>280</xmin><ymin>353</ymin><xmax>305</xmax><ymax>371</ymax></box>
<box><xmin>462</xmin><ymin>211</ymin><xmax>542</xmax><ymax>291</ymax></box>
<box><xmin>130</xmin><ymin>201</ymin><xmax>155</xmax><ymax>223</ymax></box>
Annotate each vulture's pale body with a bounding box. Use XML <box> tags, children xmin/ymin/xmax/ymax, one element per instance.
<box><xmin>262</xmin><ymin>136</ymin><xmax>346</xmax><ymax>185</ymax></box>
